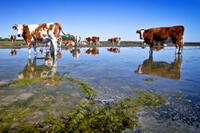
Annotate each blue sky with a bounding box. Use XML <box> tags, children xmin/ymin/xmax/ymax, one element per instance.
<box><xmin>0</xmin><ymin>0</ymin><xmax>199</xmax><ymax>42</ymax></box>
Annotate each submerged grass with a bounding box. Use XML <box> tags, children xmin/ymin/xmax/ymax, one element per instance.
<box><xmin>9</xmin><ymin>77</ymin><xmax>98</xmax><ymax>99</ymax></box>
<box><xmin>142</xmin><ymin>78</ymin><xmax>157</xmax><ymax>82</ymax></box>
<box><xmin>1</xmin><ymin>77</ymin><xmax>168</xmax><ymax>132</ymax></box>
<box><xmin>1</xmin><ymin>89</ymin><xmax>167</xmax><ymax>132</ymax></box>
<box><xmin>10</xmin><ymin>77</ymin><xmax>69</xmax><ymax>87</ymax></box>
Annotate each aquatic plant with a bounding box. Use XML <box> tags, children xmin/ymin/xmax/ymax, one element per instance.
<box><xmin>42</xmin><ymin>97</ymin><xmax>52</xmax><ymax>103</ymax></box>
<box><xmin>142</xmin><ymin>78</ymin><xmax>157</xmax><ymax>82</ymax></box>
<box><xmin>0</xmin><ymin>108</ymin><xmax>30</xmax><ymax>123</ymax></box>
<box><xmin>0</xmin><ymin>77</ymin><xmax>168</xmax><ymax>132</ymax></box>
<box><xmin>24</xmin><ymin>90</ymin><xmax>167</xmax><ymax>132</ymax></box>
<box><xmin>173</xmin><ymin>91</ymin><xmax>184</xmax><ymax>99</ymax></box>
<box><xmin>66</xmin><ymin>78</ymin><xmax>98</xmax><ymax>99</ymax></box>
<box><xmin>134</xmin><ymin>89</ymin><xmax>167</xmax><ymax>107</ymax></box>
<box><xmin>9</xmin><ymin>77</ymin><xmax>69</xmax><ymax>87</ymax></box>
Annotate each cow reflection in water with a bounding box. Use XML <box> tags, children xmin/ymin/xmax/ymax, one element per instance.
<box><xmin>107</xmin><ymin>48</ymin><xmax>120</xmax><ymax>53</ymax></box>
<box><xmin>85</xmin><ymin>47</ymin><xmax>99</xmax><ymax>55</ymax></box>
<box><xmin>18</xmin><ymin>53</ymin><xmax>59</xmax><ymax>85</ymax></box>
<box><xmin>135</xmin><ymin>55</ymin><xmax>182</xmax><ymax>80</ymax></box>
<box><xmin>65</xmin><ymin>46</ymin><xmax>81</xmax><ymax>59</ymax></box>
<box><xmin>10</xmin><ymin>49</ymin><xmax>17</xmax><ymax>56</ymax></box>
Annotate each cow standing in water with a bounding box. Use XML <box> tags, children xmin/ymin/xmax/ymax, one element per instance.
<box><xmin>136</xmin><ymin>25</ymin><xmax>184</xmax><ymax>55</ymax></box>
<box><xmin>85</xmin><ymin>37</ymin><xmax>92</xmax><ymax>45</ymax></box>
<box><xmin>108</xmin><ymin>37</ymin><xmax>121</xmax><ymax>46</ymax></box>
<box><xmin>92</xmin><ymin>36</ymin><xmax>100</xmax><ymax>45</ymax></box>
<box><xmin>9</xmin><ymin>35</ymin><xmax>17</xmax><ymax>43</ymax></box>
<box><xmin>12</xmin><ymin>22</ymin><xmax>66</xmax><ymax>57</ymax></box>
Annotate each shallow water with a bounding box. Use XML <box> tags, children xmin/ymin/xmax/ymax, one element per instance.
<box><xmin>0</xmin><ymin>46</ymin><xmax>200</xmax><ymax>132</ymax></box>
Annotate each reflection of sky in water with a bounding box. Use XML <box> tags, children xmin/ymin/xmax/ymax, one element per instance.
<box><xmin>0</xmin><ymin>47</ymin><xmax>200</xmax><ymax>98</ymax></box>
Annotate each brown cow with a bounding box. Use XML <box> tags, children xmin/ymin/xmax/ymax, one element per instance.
<box><xmin>136</xmin><ymin>25</ymin><xmax>184</xmax><ymax>55</ymax></box>
<box><xmin>9</xmin><ymin>35</ymin><xmax>17</xmax><ymax>43</ymax></box>
<box><xmin>91</xmin><ymin>36</ymin><xmax>100</xmax><ymax>45</ymax></box>
<box><xmin>108</xmin><ymin>37</ymin><xmax>121</xmax><ymax>45</ymax></box>
<box><xmin>85</xmin><ymin>37</ymin><xmax>92</xmax><ymax>45</ymax></box>
<box><xmin>135</xmin><ymin>55</ymin><xmax>182</xmax><ymax>80</ymax></box>
<box><xmin>65</xmin><ymin>40</ymin><xmax>74</xmax><ymax>46</ymax></box>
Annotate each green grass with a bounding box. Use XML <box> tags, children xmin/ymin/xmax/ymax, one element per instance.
<box><xmin>0</xmin><ymin>41</ymin><xmax>25</xmax><ymax>46</ymax></box>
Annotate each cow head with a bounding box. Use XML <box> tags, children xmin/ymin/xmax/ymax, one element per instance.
<box><xmin>12</xmin><ymin>24</ymin><xmax>24</xmax><ymax>37</ymax></box>
<box><xmin>136</xmin><ymin>29</ymin><xmax>145</xmax><ymax>40</ymax></box>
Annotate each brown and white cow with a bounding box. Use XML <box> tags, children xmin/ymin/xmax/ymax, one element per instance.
<box><xmin>86</xmin><ymin>36</ymin><xmax>100</xmax><ymax>45</ymax></box>
<box><xmin>9</xmin><ymin>35</ymin><xmax>17</xmax><ymax>43</ymax></box>
<box><xmin>136</xmin><ymin>25</ymin><xmax>184</xmax><ymax>54</ymax></box>
<box><xmin>12</xmin><ymin>22</ymin><xmax>66</xmax><ymax>56</ymax></box>
<box><xmin>108</xmin><ymin>37</ymin><xmax>121</xmax><ymax>45</ymax></box>
<box><xmin>66</xmin><ymin>34</ymin><xmax>81</xmax><ymax>46</ymax></box>
<box><xmin>92</xmin><ymin>36</ymin><xmax>100</xmax><ymax>45</ymax></box>
<box><xmin>85</xmin><ymin>37</ymin><xmax>92</xmax><ymax>45</ymax></box>
<box><xmin>65</xmin><ymin>40</ymin><xmax>74</xmax><ymax>46</ymax></box>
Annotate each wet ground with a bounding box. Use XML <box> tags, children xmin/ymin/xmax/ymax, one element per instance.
<box><xmin>0</xmin><ymin>46</ymin><xmax>200</xmax><ymax>132</ymax></box>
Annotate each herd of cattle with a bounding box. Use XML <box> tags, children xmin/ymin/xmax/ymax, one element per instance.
<box><xmin>9</xmin><ymin>22</ymin><xmax>184</xmax><ymax>56</ymax></box>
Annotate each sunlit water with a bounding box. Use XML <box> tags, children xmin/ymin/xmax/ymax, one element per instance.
<box><xmin>0</xmin><ymin>46</ymin><xmax>200</xmax><ymax>132</ymax></box>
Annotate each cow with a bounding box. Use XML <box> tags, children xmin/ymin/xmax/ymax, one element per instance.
<box><xmin>66</xmin><ymin>34</ymin><xmax>81</xmax><ymax>46</ymax></box>
<box><xmin>65</xmin><ymin>40</ymin><xmax>74</xmax><ymax>46</ymax></box>
<box><xmin>108</xmin><ymin>37</ymin><xmax>121</xmax><ymax>45</ymax></box>
<box><xmin>85</xmin><ymin>37</ymin><xmax>92</xmax><ymax>45</ymax></box>
<box><xmin>92</xmin><ymin>36</ymin><xmax>100</xmax><ymax>45</ymax></box>
<box><xmin>9</xmin><ymin>35</ymin><xmax>17</xmax><ymax>43</ymax></box>
<box><xmin>12</xmin><ymin>22</ymin><xmax>67</xmax><ymax>57</ymax></box>
<box><xmin>135</xmin><ymin>55</ymin><xmax>182</xmax><ymax>80</ymax></box>
<box><xmin>85</xmin><ymin>47</ymin><xmax>99</xmax><ymax>55</ymax></box>
<box><xmin>107</xmin><ymin>48</ymin><xmax>120</xmax><ymax>53</ymax></box>
<box><xmin>136</xmin><ymin>25</ymin><xmax>184</xmax><ymax>55</ymax></box>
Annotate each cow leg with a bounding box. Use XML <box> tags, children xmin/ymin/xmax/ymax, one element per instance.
<box><xmin>149</xmin><ymin>44</ymin><xmax>154</xmax><ymax>55</ymax></box>
<box><xmin>51</xmin><ymin>39</ymin><xmax>58</xmax><ymax>56</ymax></box>
<box><xmin>112</xmin><ymin>41</ymin><xmax>114</xmax><ymax>46</ymax></box>
<box><xmin>27</xmin><ymin>40</ymin><xmax>32</xmax><ymax>56</ymax></box>
<box><xmin>32</xmin><ymin>42</ymin><xmax>37</xmax><ymax>56</ymax></box>
<box><xmin>175</xmin><ymin>40</ymin><xmax>182</xmax><ymax>54</ymax></box>
<box><xmin>181</xmin><ymin>37</ymin><xmax>184</xmax><ymax>52</ymax></box>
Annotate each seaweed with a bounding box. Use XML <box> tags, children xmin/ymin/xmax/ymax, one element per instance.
<box><xmin>142</xmin><ymin>78</ymin><xmax>157</xmax><ymax>82</ymax></box>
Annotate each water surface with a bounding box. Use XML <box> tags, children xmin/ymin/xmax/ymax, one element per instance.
<box><xmin>0</xmin><ymin>46</ymin><xmax>200</xmax><ymax>132</ymax></box>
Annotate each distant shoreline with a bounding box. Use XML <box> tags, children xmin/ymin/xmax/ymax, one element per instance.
<box><xmin>0</xmin><ymin>41</ymin><xmax>200</xmax><ymax>49</ymax></box>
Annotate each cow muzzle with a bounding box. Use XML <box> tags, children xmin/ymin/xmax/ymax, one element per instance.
<box><xmin>17</xmin><ymin>34</ymin><xmax>21</xmax><ymax>37</ymax></box>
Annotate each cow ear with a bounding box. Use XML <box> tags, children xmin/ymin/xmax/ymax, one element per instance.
<box><xmin>12</xmin><ymin>26</ymin><xmax>17</xmax><ymax>30</ymax></box>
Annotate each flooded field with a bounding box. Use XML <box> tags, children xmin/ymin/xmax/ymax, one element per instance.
<box><xmin>0</xmin><ymin>46</ymin><xmax>200</xmax><ymax>132</ymax></box>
